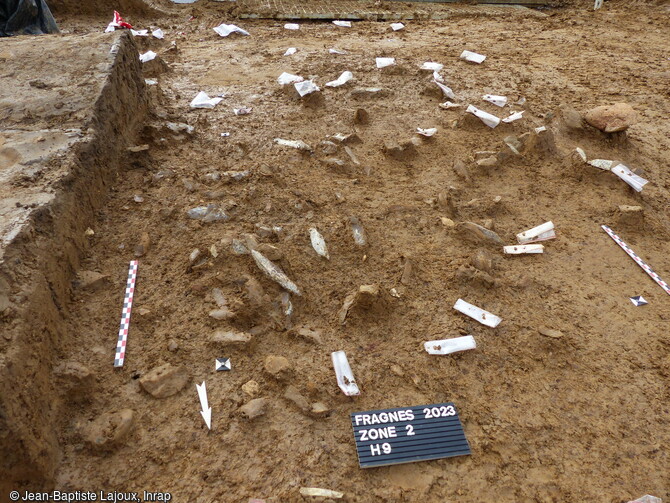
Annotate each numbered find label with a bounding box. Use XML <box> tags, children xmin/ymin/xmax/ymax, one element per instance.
<box><xmin>350</xmin><ymin>402</ymin><xmax>471</xmax><ymax>468</ymax></box>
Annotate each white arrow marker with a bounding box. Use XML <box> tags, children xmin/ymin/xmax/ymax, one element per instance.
<box><xmin>196</xmin><ymin>381</ymin><xmax>212</xmax><ymax>430</ymax></box>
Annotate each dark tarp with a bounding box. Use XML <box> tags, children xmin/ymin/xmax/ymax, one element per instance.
<box><xmin>0</xmin><ymin>0</ymin><xmax>59</xmax><ymax>37</ymax></box>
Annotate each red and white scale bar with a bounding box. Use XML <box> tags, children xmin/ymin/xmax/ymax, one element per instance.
<box><xmin>114</xmin><ymin>260</ymin><xmax>139</xmax><ymax>367</ymax></box>
<box><xmin>601</xmin><ymin>225</ymin><xmax>670</xmax><ymax>296</ymax></box>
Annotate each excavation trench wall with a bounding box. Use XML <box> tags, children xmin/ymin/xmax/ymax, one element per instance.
<box><xmin>0</xmin><ymin>31</ymin><xmax>146</xmax><ymax>490</ymax></box>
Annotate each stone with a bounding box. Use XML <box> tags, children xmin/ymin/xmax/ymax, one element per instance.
<box><xmin>329</xmin><ymin>132</ymin><xmax>362</xmax><ymax>145</ymax></box>
<box><xmin>209</xmin><ymin>308</ymin><xmax>235</xmax><ymax>320</ymax></box>
<box><xmin>127</xmin><ymin>144</ymin><xmax>149</xmax><ymax>153</ymax></box>
<box><xmin>453</xmin><ymin>159</ymin><xmax>469</xmax><ymax>179</ymax></box>
<box><xmin>189</xmin><ymin>248</ymin><xmax>201</xmax><ymax>264</ymax></box>
<box><xmin>471</xmin><ymin>249</ymin><xmax>494</xmax><ymax>273</ymax></box>
<box><xmin>455</xmin><ymin>265</ymin><xmax>497</xmax><ymax>288</ymax></box>
<box><xmin>294</xmin><ymin>327</ymin><xmax>323</xmax><ymax>344</ymax></box>
<box><xmin>619</xmin><ymin>205</ymin><xmax>643</xmax><ymax>213</ymax></box>
<box><xmin>437</xmin><ymin>191</ymin><xmax>456</xmax><ymax>215</ymax></box>
<box><xmin>319</xmin><ymin>140</ymin><xmax>338</xmax><ymax>155</ymax></box>
<box><xmin>344</xmin><ymin>146</ymin><xmax>360</xmax><ymax>166</ymax></box>
<box><xmin>338</xmin><ymin>284</ymin><xmax>380</xmax><ymax>324</ymax></box>
<box><xmin>264</xmin><ymin>355</ymin><xmax>291</xmax><ymax>377</ymax></box>
<box><xmin>76</xmin><ymin>271</ymin><xmax>109</xmax><ymax>292</ymax></box>
<box><xmin>239</xmin><ymin>398</ymin><xmax>267</xmax><ymax>420</ymax></box>
<box><xmin>390</xmin><ymin>364</ymin><xmax>404</xmax><ymax>377</ymax></box>
<box><xmin>440</xmin><ymin>217</ymin><xmax>455</xmax><ymax>227</ymax></box>
<box><xmin>53</xmin><ymin>361</ymin><xmax>94</xmax><ymax>399</ymax></box>
<box><xmin>354</xmin><ymin>108</ymin><xmax>369</xmax><ymax>124</ymax></box>
<box><xmin>504</xmin><ymin>135</ymin><xmax>522</xmax><ymax>155</ymax></box>
<box><xmin>134</xmin><ymin>232</ymin><xmax>151</xmax><ymax>257</ymax></box>
<box><xmin>256</xmin><ymin>243</ymin><xmax>282</xmax><ymax>261</ymax></box>
<box><xmin>538</xmin><ymin>326</ymin><xmax>563</xmax><ymax>339</ymax></box>
<box><xmin>382</xmin><ymin>139</ymin><xmax>417</xmax><ymax>161</ymax></box>
<box><xmin>321</xmin><ymin>158</ymin><xmax>346</xmax><ymax>168</ymax></box>
<box><xmin>139</xmin><ymin>363</ymin><xmax>189</xmax><ymax>398</ymax></box>
<box><xmin>242</xmin><ymin>380</ymin><xmax>260</xmax><ymax>397</ymax></box>
<box><xmin>84</xmin><ymin>409</ymin><xmax>134</xmax><ymax>450</ymax></box>
<box><xmin>457</xmin><ymin>222</ymin><xmax>503</xmax><ymax>245</ymax></box>
<box><xmin>211</xmin><ymin>330</ymin><xmax>252</xmax><ymax>345</ymax></box>
<box><xmin>557</xmin><ymin>103</ymin><xmax>583</xmax><ymax>129</ymax></box>
<box><xmin>167</xmin><ymin>339</ymin><xmax>179</xmax><ymax>352</ymax></box>
<box><xmin>476</xmin><ymin>156</ymin><xmax>498</xmax><ymax>168</ymax></box>
<box><xmin>583</xmin><ymin>103</ymin><xmax>638</xmax><ymax>133</ymax></box>
<box><xmin>243</xmin><ymin>233</ymin><xmax>260</xmax><ymax>251</ymax></box>
<box><xmin>284</xmin><ymin>386</ymin><xmax>310</xmax><ymax>412</ymax></box>
<box><xmin>310</xmin><ymin>402</ymin><xmax>330</xmax><ymax>417</ymax></box>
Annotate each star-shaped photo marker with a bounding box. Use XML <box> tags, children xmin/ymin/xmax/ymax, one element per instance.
<box><xmin>629</xmin><ymin>296</ymin><xmax>648</xmax><ymax>307</ymax></box>
<box><xmin>215</xmin><ymin>357</ymin><xmax>231</xmax><ymax>371</ymax></box>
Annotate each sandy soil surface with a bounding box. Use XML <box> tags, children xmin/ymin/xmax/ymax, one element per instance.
<box><xmin>35</xmin><ymin>1</ymin><xmax>670</xmax><ymax>501</ymax></box>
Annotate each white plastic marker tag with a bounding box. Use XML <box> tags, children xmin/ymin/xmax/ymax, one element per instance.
<box><xmin>284</xmin><ymin>47</ymin><xmax>297</xmax><ymax>56</ymax></box>
<box><xmin>502</xmin><ymin>111</ymin><xmax>524</xmax><ymax>123</ymax></box>
<box><xmin>331</xmin><ymin>350</ymin><xmax>360</xmax><ymax>396</ymax></box>
<box><xmin>190</xmin><ymin>91</ymin><xmax>223</xmax><ymax>109</ymax></box>
<box><xmin>417</xmin><ymin>128</ymin><xmax>437</xmax><ymax>137</ymax></box>
<box><xmin>277</xmin><ymin>72</ymin><xmax>303</xmax><ymax>85</ymax></box>
<box><xmin>421</xmin><ymin>62</ymin><xmax>443</xmax><ymax>71</ymax></box>
<box><xmin>294</xmin><ymin>80</ymin><xmax>320</xmax><ymax>97</ymax></box>
<box><xmin>588</xmin><ymin>159</ymin><xmax>614</xmax><ymax>170</ymax></box>
<box><xmin>329</xmin><ymin>48</ymin><xmax>348</xmax><ymax>55</ymax></box>
<box><xmin>466</xmin><ymin>105</ymin><xmax>500</xmax><ymax>128</ymax></box>
<box><xmin>139</xmin><ymin>50</ymin><xmax>157</xmax><ymax>63</ymax></box>
<box><xmin>630</xmin><ymin>295</ymin><xmax>647</xmax><ymax>306</ymax></box>
<box><xmin>594</xmin><ymin>0</ymin><xmax>603</xmax><ymax>9</ymax></box>
<box><xmin>131</xmin><ymin>29</ymin><xmax>148</xmax><ymax>36</ymax></box>
<box><xmin>460</xmin><ymin>50</ymin><xmax>486</xmax><ymax>64</ymax></box>
<box><xmin>439</xmin><ymin>101</ymin><xmax>461</xmax><ymax>109</ymax></box>
<box><xmin>333</xmin><ymin>20</ymin><xmax>352</xmax><ymax>27</ymax></box>
<box><xmin>326</xmin><ymin>71</ymin><xmax>353</xmax><ymax>87</ymax></box>
<box><xmin>284</xmin><ymin>23</ymin><xmax>299</xmax><ymax>30</ymax></box>
<box><xmin>196</xmin><ymin>382</ymin><xmax>212</xmax><ymax>429</ymax></box>
<box><xmin>213</xmin><ymin>23</ymin><xmax>250</xmax><ymax>37</ymax></box>
<box><xmin>453</xmin><ymin>299</ymin><xmax>502</xmax><ymax>328</ymax></box>
<box><xmin>390</xmin><ymin>22</ymin><xmax>404</xmax><ymax>31</ymax></box>
<box><xmin>535</xmin><ymin>126</ymin><xmax>547</xmax><ymax>133</ymax></box>
<box><xmin>482</xmin><ymin>94</ymin><xmax>507</xmax><ymax>107</ymax></box>
<box><xmin>611</xmin><ymin>164</ymin><xmax>648</xmax><ymax>192</ymax></box>
<box><xmin>376</xmin><ymin>57</ymin><xmax>395</xmax><ymax>68</ymax></box>
<box><xmin>434</xmin><ymin>81</ymin><xmax>456</xmax><ymax>100</ymax></box>
<box><xmin>517</xmin><ymin>221</ymin><xmax>555</xmax><ymax>244</ymax></box>
<box><xmin>151</xmin><ymin>28</ymin><xmax>164</xmax><ymax>39</ymax></box>
<box><xmin>424</xmin><ymin>335</ymin><xmax>476</xmax><ymax>355</ymax></box>
<box><xmin>504</xmin><ymin>244</ymin><xmax>544</xmax><ymax>254</ymax></box>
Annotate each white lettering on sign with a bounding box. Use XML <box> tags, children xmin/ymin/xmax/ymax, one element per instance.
<box><xmin>370</xmin><ymin>443</ymin><xmax>392</xmax><ymax>456</ymax></box>
<box><xmin>354</xmin><ymin>409</ymin><xmax>414</xmax><ymax>426</ymax></box>
<box><xmin>359</xmin><ymin>426</ymin><xmax>397</xmax><ymax>441</ymax></box>
<box><xmin>422</xmin><ymin>405</ymin><xmax>456</xmax><ymax>418</ymax></box>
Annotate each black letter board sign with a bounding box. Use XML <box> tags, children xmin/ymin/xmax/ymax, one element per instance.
<box><xmin>350</xmin><ymin>402</ymin><xmax>470</xmax><ymax>468</ymax></box>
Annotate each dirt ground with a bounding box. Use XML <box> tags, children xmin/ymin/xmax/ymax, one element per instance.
<box><xmin>18</xmin><ymin>0</ymin><xmax>670</xmax><ymax>501</ymax></box>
